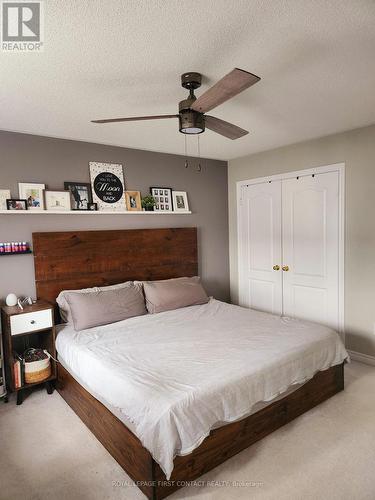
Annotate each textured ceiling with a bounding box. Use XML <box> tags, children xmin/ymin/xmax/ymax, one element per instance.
<box><xmin>1</xmin><ymin>0</ymin><xmax>375</xmax><ymax>160</ymax></box>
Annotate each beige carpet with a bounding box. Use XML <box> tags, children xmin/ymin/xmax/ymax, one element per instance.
<box><xmin>1</xmin><ymin>361</ymin><xmax>374</xmax><ymax>500</ymax></box>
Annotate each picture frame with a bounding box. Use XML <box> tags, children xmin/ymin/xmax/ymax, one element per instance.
<box><xmin>150</xmin><ymin>187</ymin><xmax>173</xmax><ymax>212</ymax></box>
<box><xmin>18</xmin><ymin>183</ymin><xmax>45</xmax><ymax>210</ymax></box>
<box><xmin>0</xmin><ymin>189</ymin><xmax>11</xmax><ymax>210</ymax></box>
<box><xmin>89</xmin><ymin>162</ymin><xmax>126</xmax><ymax>212</ymax></box>
<box><xmin>64</xmin><ymin>182</ymin><xmax>93</xmax><ymax>210</ymax></box>
<box><xmin>87</xmin><ymin>203</ymin><xmax>97</xmax><ymax>211</ymax></box>
<box><xmin>44</xmin><ymin>190</ymin><xmax>71</xmax><ymax>211</ymax></box>
<box><xmin>6</xmin><ymin>199</ymin><xmax>28</xmax><ymax>211</ymax></box>
<box><xmin>172</xmin><ymin>191</ymin><xmax>190</xmax><ymax>212</ymax></box>
<box><xmin>125</xmin><ymin>191</ymin><xmax>142</xmax><ymax>211</ymax></box>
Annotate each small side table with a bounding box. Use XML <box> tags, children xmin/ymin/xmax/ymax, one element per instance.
<box><xmin>1</xmin><ymin>301</ymin><xmax>56</xmax><ymax>405</ymax></box>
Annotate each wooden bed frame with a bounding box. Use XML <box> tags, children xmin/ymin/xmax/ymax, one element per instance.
<box><xmin>33</xmin><ymin>228</ymin><xmax>344</xmax><ymax>500</ymax></box>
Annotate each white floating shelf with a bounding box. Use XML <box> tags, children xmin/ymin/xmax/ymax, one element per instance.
<box><xmin>0</xmin><ymin>210</ymin><xmax>192</xmax><ymax>215</ymax></box>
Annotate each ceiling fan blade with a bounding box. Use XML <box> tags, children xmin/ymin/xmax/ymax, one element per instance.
<box><xmin>91</xmin><ymin>114</ymin><xmax>179</xmax><ymax>124</ymax></box>
<box><xmin>192</xmin><ymin>68</ymin><xmax>260</xmax><ymax>114</ymax></box>
<box><xmin>205</xmin><ymin>115</ymin><xmax>248</xmax><ymax>140</ymax></box>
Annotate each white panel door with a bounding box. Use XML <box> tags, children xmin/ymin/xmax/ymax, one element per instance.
<box><xmin>281</xmin><ymin>172</ymin><xmax>339</xmax><ymax>329</ymax></box>
<box><xmin>239</xmin><ymin>181</ymin><xmax>282</xmax><ymax>315</ymax></box>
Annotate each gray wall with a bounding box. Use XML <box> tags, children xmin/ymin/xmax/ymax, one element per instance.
<box><xmin>229</xmin><ymin>124</ymin><xmax>375</xmax><ymax>358</ymax></box>
<box><xmin>0</xmin><ymin>131</ymin><xmax>229</xmax><ymax>302</ymax></box>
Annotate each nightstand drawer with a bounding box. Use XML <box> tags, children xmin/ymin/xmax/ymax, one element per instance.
<box><xmin>10</xmin><ymin>309</ymin><xmax>53</xmax><ymax>335</ymax></box>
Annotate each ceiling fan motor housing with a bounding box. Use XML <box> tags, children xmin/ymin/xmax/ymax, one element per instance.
<box><xmin>179</xmin><ymin>109</ymin><xmax>205</xmax><ymax>134</ymax></box>
<box><xmin>179</xmin><ymin>73</ymin><xmax>204</xmax><ymax>134</ymax></box>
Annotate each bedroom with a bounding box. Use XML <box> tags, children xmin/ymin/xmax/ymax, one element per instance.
<box><xmin>0</xmin><ymin>1</ymin><xmax>374</xmax><ymax>499</ymax></box>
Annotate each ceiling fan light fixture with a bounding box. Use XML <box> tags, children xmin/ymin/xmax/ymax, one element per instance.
<box><xmin>181</xmin><ymin>127</ymin><xmax>204</xmax><ymax>134</ymax></box>
<box><xmin>179</xmin><ymin>110</ymin><xmax>205</xmax><ymax>135</ymax></box>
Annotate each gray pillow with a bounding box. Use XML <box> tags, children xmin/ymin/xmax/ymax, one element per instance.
<box><xmin>140</xmin><ymin>276</ymin><xmax>209</xmax><ymax>314</ymax></box>
<box><xmin>64</xmin><ymin>284</ymin><xmax>147</xmax><ymax>331</ymax></box>
<box><xmin>57</xmin><ymin>281</ymin><xmax>135</xmax><ymax>324</ymax></box>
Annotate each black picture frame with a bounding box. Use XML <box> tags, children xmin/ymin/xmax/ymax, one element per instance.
<box><xmin>64</xmin><ymin>182</ymin><xmax>93</xmax><ymax>211</ymax></box>
<box><xmin>6</xmin><ymin>199</ymin><xmax>28</xmax><ymax>211</ymax></box>
<box><xmin>150</xmin><ymin>187</ymin><xmax>173</xmax><ymax>212</ymax></box>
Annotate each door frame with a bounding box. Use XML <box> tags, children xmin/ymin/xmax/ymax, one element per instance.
<box><xmin>237</xmin><ymin>163</ymin><xmax>345</xmax><ymax>339</ymax></box>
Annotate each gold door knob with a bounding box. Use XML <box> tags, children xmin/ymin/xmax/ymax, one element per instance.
<box><xmin>282</xmin><ymin>265</ymin><xmax>289</xmax><ymax>272</ymax></box>
<box><xmin>273</xmin><ymin>265</ymin><xmax>280</xmax><ymax>271</ymax></box>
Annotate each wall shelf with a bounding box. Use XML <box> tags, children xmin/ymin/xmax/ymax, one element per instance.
<box><xmin>0</xmin><ymin>210</ymin><xmax>192</xmax><ymax>215</ymax></box>
<box><xmin>0</xmin><ymin>251</ymin><xmax>32</xmax><ymax>256</ymax></box>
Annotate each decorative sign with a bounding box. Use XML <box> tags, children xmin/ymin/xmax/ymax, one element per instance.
<box><xmin>89</xmin><ymin>162</ymin><xmax>126</xmax><ymax>211</ymax></box>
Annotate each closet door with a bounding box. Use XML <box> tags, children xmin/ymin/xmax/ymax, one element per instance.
<box><xmin>239</xmin><ymin>181</ymin><xmax>282</xmax><ymax>315</ymax></box>
<box><xmin>281</xmin><ymin>172</ymin><xmax>339</xmax><ymax>329</ymax></box>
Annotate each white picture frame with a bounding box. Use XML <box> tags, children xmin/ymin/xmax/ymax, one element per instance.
<box><xmin>0</xmin><ymin>189</ymin><xmax>11</xmax><ymax>210</ymax></box>
<box><xmin>89</xmin><ymin>162</ymin><xmax>126</xmax><ymax>212</ymax></box>
<box><xmin>18</xmin><ymin>183</ymin><xmax>45</xmax><ymax>210</ymax></box>
<box><xmin>44</xmin><ymin>190</ymin><xmax>71</xmax><ymax>211</ymax></box>
<box><xmin>172</xmin><ymin>191</ymin><xmax>189</xmax><ymax>212</ymax></box>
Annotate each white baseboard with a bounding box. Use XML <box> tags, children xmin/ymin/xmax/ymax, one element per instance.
<box><xmin>348</xmin><ymin>350</ymin><xmax>375</xmax><ymax>367</ymax></box>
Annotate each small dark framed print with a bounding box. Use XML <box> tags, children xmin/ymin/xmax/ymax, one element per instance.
<box><xmin>150</xmin><ymin>187</ymin><xmax>173</xmax><ymax>212</ymax></box>
<box><xmin>6</xmin><ymin>199</ymin><xmax>28</xmax><ymax>211</ymax></box>
<box><xmin>87</xmin><ymin>203</ymin><xmax>98</xmax><ymax>211</ymax></box>
<box><xmin>64</xmin><ymin>182</ymin><xmax>93</xmax><ymax>210</ymax></box>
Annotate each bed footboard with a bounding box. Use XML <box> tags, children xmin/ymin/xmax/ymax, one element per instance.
<box><xmin>57</xmin><ymin>363</ymin><xmax>344</xmax><ymax>499</ymax></box>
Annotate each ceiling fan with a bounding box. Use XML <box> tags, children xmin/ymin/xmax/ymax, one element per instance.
<box><xmin>91</xmin><ymin>68</ymin><xmax>260</xmax><ymax>140</ymax></box>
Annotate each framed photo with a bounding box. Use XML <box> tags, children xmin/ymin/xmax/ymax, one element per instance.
<box><xmin>89</xmin><ymin>162</ymin><xmax>126</xmax><ymax>212</ymax></box>
<box><xmin>6</xmin><ymin>199</ymin><xmax>28</xmax><ymax>211</ymax></box>
<box><xmin>125</xmin><ymin>191</ymin><xmax>142</xmax><ymax>211</ymax></box>
<box><xmin>44</xmin><ymin>190</ymin><xmax>71</xmax><ymax>211</ymax></box>
<box><xmin>18</xmin><ymin>183</ymin><xmax>45</xmax><ymax>210</ymax></box>
<box><xmin>150</xmin><ymin>187</ymin><xmax>173</xmax><ymax>212</ymax></box>
<box><xmin>172</xmin><ymin>191</ymin><xmax>190</xmax><ymax>212</ymax></box>
<box><xmin>0</xmin><ymin>189</ymin><xmax>11</xmax><ymax>210</ymax></box>
<box><xmin>87</xmin><ymin>203</ymin><xmax>97</xmax><ymax>211</ymax></box>
<box><xmin>64</xmin><ymin>182</ymin><xmax>92</xmax><ymax>210</ymax></box>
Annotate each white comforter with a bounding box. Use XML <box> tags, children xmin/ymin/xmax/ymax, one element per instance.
<box><xmin>56</xmin><ymin>299</ymin><xmax>348</xmax><ymax>478</ymax></box>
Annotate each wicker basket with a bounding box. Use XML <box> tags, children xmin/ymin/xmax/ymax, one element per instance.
<box><xmin>25</xmin><ymin>364</ymin><xmax>51</xmax><ymax>384</ymax></box>
<box><xmin>24</xmin><ymin>349</ymin><xmax>51</xmax><ymax>384</ymax></box>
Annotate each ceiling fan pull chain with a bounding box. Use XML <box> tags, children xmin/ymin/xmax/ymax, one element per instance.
<box><xmin>184</xmin><ymin>134</ymin><xmax>189</xmax><ymax>168</ymax></box>
<box><xmin>197</xmin><ymin>134</ymin><xmax>202</xmax><ymax>172</ymax></box>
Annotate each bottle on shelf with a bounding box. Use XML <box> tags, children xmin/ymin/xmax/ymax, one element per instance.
<box><xmin>0</xmin><ymin>241</ymin><xmax>31</xmax><ymax>254</ymax></box>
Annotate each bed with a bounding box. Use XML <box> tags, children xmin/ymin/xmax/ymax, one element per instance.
<box><xmin>33</xmin><ymin>228</ymin><xmax>348</xmax><ymax>499</ymax></box>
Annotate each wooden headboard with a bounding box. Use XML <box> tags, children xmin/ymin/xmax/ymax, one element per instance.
<box><xmin>33</xmin><ymin>228</ymin><xmax>198</xmax><ymax>305</ymax></box>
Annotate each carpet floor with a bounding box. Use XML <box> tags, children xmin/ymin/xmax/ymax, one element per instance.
<box><xmin>1</xmin><ymin>361</ymin><xmax>374</xmax><ymax>500</ymax></box>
